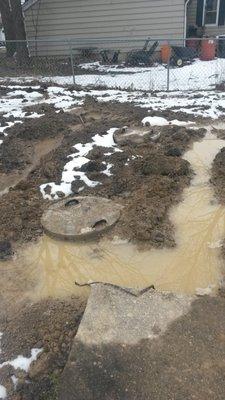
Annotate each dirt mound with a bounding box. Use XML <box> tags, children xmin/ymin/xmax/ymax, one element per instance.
<box><xmin>136</xmin><ymin>153</ymin><xmax>189</xmax><ymax>177</ymax></box>
<box><xmin>212</xmin><ymin>147</ymin><xmax>225</xmax><ymax>202</ymax></box>
<box><xmin>83</xmin><ymin>145</ymin><xmax>191</xmax><ymax>246</ymax></box>
<box><xmin>7</xmin><ymin>112</ymin><xmax>76</xmax><ymax>141</ymax></box>
<box><xmin>0</xmin><ymin>101</ymin><xmax>204</xmax><ymax>246</ymax></box>
<box><xmin>23</xmin><ymin>102</ymin><xmax>56</xmax><ymax>115</ymax></box>
<box><xmin>0</xmin><ymin>137</ymin><xmax>30</xmax><ymax>172</ymax></box>
<box><xmin>81</xmin><ymin>160</ymin><xmax>106</xmax><ymax>172</ymax></box>
<box><xmin>0</xmin><ymin>110</ymin><xmax>82</xmax><ymax>174</ymax></box>
<box><xmin>0</xmin><ymin>187</ymin><xmax>45</xmax><ymax>242</ymax></box>
<box><xmin>158</xmin><ymin>126</ymin><xmax>206</xmax><ymax>153</ymax></box>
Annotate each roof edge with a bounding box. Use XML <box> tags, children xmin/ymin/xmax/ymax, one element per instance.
<box><xmin>23</xmin><ymin>0</ymin><xmax>39</xmax><ymax>11</ymax></box>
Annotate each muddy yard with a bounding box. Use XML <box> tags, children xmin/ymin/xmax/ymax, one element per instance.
<box><xmin>1</xmin><ymin>82</ymin><xmax>225</xmax><ymax>399</ymax></box>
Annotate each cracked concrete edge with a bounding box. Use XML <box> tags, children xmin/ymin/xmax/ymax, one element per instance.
<box><xmin>73</xmin><ymin>283</ymin><xmax>194</xmax><ymax>346</ymax></box>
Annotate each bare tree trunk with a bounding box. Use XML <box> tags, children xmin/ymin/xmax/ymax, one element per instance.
<box><xmin>0</xmin><ymin>0</ymin><xmax>16</xmax><ymax>57</ymax></box>
<box><xmin>10</xmin><ymin>0</ymin><xmax>29</xmax><ymax>64</ymax></box>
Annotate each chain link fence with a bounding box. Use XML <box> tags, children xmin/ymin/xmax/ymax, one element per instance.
<box><xmin>1</xmin><ymin>37</ymin><xmax>225</xmax><ymax>92</ymax></box>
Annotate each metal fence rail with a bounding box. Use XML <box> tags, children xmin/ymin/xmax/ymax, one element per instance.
<box><xmin>0</xmin><ymin>37</ymin><xmax>225</xmax><ymax>92</ymax></box>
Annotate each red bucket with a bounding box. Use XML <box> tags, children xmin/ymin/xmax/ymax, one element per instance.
<box><xmin>200</xmin><ymin>39</ymin><xmax>216</xmax><ymax>61</ymax></box>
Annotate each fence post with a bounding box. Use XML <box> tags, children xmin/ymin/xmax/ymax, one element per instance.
<box><xmin>69</xmin><ymin>41</ymin><xmax>75</xmax><ymax>85</ymax></box>
<box><xmin>167</xmin><ymin>51</ymin><xmax>170</xmax><ymax>92</ymax></box>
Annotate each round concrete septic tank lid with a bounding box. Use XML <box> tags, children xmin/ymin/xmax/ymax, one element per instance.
<box><xmin>113</xmin><ymin>126</ymin><xmax>151</xmax><ymax>146</ymax></box>
<box><xmin>41</xmin><ymin>196</ymin><xmax>122</xmax><ymax>241</ymax></box>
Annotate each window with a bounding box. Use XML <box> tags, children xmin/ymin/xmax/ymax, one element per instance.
<box><xmin>204</xmin><ymin>0</ymin><xmax>220</xmax><ymax>25</ymax></box>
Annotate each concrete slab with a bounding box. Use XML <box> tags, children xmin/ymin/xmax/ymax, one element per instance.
<box><xmin>72</xmin><ymin>285</ymin><xmax>193</xmax><ymax>346</ymax></box>
<box><xmin>113</xmin><ymin>126</ymin><xmax>152</xmax><ymax>145</ymax></box>
<box><xmin>59</xmin><ymin>284</ymin><xmax>194</xmax><ymax>399</ymax></box>
<box><xmin>41</xmin><ymin>196</ymin><xmax>122</xmax><ymax>241</ymax></box>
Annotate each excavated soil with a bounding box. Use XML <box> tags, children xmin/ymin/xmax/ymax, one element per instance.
<box><xmin>0</xmin><ymin>98</ymin><xmax>207</xmax><ymax>399</ymax></box>
<box><xmin>212</xmin><ymin>147</ymin><xmax>225</xmax><ymax>203</ymax></box>
<box><xmin>211</xmin><ymin>145</ymin><xmax>225</xmax><ymax>263</ymax></box>
<box><xmin>0</xmin><ymin>100</ymin><xmax>205</xmax><ymax>247</ymax></box>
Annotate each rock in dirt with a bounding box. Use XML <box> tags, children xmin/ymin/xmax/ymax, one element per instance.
<box><xmin>165</xmin><ymin>147</ymin><xmax>182</xmax><ymax>157</ymax></box>
<box><xmin>80</xmin><ymin>160</ymin><xmax>105</xmax><ymax>173</ymax></box>
<box><xmin>113</xmin><ymin>126</ymin><xmax>151</xmax><ymax>146</ymax></box>
<box><xmin>0</xmin><ymin>240</ymin><xmax>13</xmax><ymax>260</ymax></box>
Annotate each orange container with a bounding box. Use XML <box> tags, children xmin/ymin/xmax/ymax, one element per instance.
<box><xmin>161</xmin><ymin>44</ymin><xmax>171</xmax><ymax>63</ymax></box>
<box><xmin>200</xmin><ymin>39</ymin><xmax>216</xmax><ymax>61</ymax></box>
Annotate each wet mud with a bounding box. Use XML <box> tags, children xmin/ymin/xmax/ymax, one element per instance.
<box><xmin>0</xmin><ymin>102</ymin><xmax>204</xmax><ymax>246</ymax></box>
<box><xmin>3</xmin><ymin>131</ymin><xmax>224</xmax><ymax>302</ymax></box>
<box><xmin>0</xmin><ymin>97</ymin><xmax>224</xmax><ymax>399</ymax></box>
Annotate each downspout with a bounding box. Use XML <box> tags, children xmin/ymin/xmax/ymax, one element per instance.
<box><xmin>184</xmin><ymin>0</ymin><xmax>191</xmax><ymax>43</ymax></box>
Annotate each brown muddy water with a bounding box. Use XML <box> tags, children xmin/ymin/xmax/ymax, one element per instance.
<box><xmin>2</xmin><ymin>129</ymin><xmax>225</xmax><ymax>299</ymax></box>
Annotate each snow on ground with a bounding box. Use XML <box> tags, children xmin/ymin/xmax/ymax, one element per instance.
<box><xmin>0</xmin><ymin>348</ymin><xmax>43</xmax><ymax>372</ymax></box>
<box><xmin>76</xmin><ymin>58</ymin><xmax>225</xmax><ymax>91</ymax></box>
<box><xmin>0</xmin><ymin>332</ymin><xmax>42</xmax><ymax>399</ymax></box>
<box><xmin>1</xmin><ymin>79</ymin><xmax>225</xmax><ymax>199</ymax></box>
<box><xmin>0</xmin><ymin>349</ymin><xmax>42</xmax><ymax>398</ymax></box>
<box><xmin>0</xmin><ymin>88</ymin><xmax>46</xmax><ymax>146</ymax></box>
<box><xmin>0</xmin><ymin>385</ymin><xmax>6</xmax><ymax>400</ymax></box>
<box><xmin>39</xmin><ymin>116</ymin><xmax>196</xmax><ymax>200</ymax></box>
<box><xmin>1</xmin><ymin>80</ymin><xmax>225</xmax><ymax>120</ymax></box>
<box><xmin>6</xmin><ymin>58</ymin><xmax>225</xmax><ymax>92</ymax></box>
<box><xmin>1</xmin><ymin>70</ymin><xmax>225</xmax><ymax>197</ymax></box>
<box><xmin>40</xmin><ymin>127</ymin><xmax>121</xmax><ymax>200</ymax></box>
<box><xmin>142</xmin><ymin>116</ymin><xmax>194</xmax><ymax>127</ymax></box>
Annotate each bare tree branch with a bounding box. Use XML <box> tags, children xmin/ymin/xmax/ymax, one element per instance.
<box><xmin>0</xmin><ymin>0</ymin><xmax>16</xmax><ymax>56</ymax></box>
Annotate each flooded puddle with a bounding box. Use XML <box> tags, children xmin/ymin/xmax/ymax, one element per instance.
<box><xmin>2</xmin><ymin>130</ymin><xmax>225</xmax><ymax>299</ymax></box>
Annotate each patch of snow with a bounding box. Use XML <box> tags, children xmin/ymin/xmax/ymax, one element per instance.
<box><xmin>142</xmin><ymin>116</ymin><xmax>194</xmax><ymax>127</ymax></box>
<box><xmin>103</xmin><ymin>163</ymin><xmax>113</xmax><ymax>176</ymax></box>
<box><xmin>0</xmin><ymin>120</ymin><xmax>23</xmax><ymax>147</ymax></box>
<box><xmin>196</xmin><ymin>285</ymin><xmax>215</xmax><ymax>296</ymax></box>
<box><xmin>142</xmin><ymin>116</ymin><xmax>169</xmax><ymax>126</ymax></box>
<box><xmin>0</xmin><ymin>122</ymin><xmax>15</xmax><ymax>133</ymax></box>
<box><xmin>40</xmin><ymin>128</ymin><xmax>120</xmax><ymax>200</ymax></box>
<box><xmin>0</xmin><ymin>348</ymin><xmax>43</xmax><ymax>373</ymax></box>
<box><xmin>92</xmin><ymin>128</ymin><xmax>118</xmax><ymax>147</ymax></box>
<box><xmin>26</xmin><ymin>112</ymin><xmax>44</xmax><ymax>119</ymax></box>
<box><xmin>170</xmin><ymin>119</ymin><xmax>193</xmax><ymax>126</ymax></box>
<box><xmin>0</xmin><ymin>385</ymin><xmax>6</xmax><ymax>399</ymax></box>
<box><xmin>11</xmin><ymin>375</ymin><xmax>18</xmax><ymax>389</ymax></box>
<box><xmin>2</xmin><ymin>79</ymin><xmax>225</xmax><ymax>119</ymax></box>
<box><xmin>7</xmin><ymin>90</ymin><xmax>43</xmax><ymax>100</ymax></box>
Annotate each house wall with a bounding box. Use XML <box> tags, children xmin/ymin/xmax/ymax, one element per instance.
<box><xmin>24</xmin><ymin>0</ymin><xmax>186</xmax><ymax>57</ymax></box>
<box><xmin>187</xmin><ymin>0</ymin><xmax>225</xmax><ymax>36</ymax></box>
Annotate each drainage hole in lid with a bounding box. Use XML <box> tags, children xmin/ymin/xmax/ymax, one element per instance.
<box><xmin>65</xmin><ymin>199</ymin><xmax>79</xmax><ymax>207</ymax></box>
<box><xmin>92</xmin><ymin>219</ymin><xmax>107</xmax><ymax>231</ymax></box>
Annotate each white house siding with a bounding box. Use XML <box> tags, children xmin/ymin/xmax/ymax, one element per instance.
<box><xmin>24</xmin><ymin>0</ymin><xmax>186</xmax><ymax>56</ymax></box>
<box><xmin>187</xmin><ymin>0</ymin><xmax>225</xmax><ymax>36</ymax></box>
